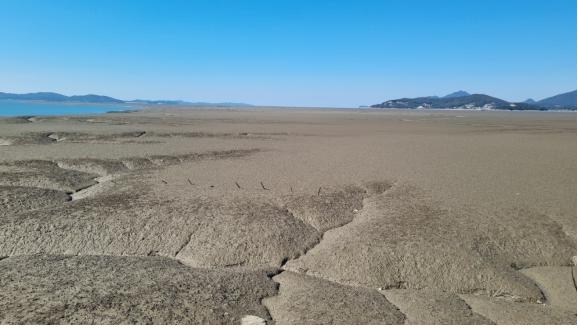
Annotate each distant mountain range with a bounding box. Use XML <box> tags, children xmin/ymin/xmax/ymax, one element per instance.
<box><xmin>530</xmin><ymin>90</ymin><xmax>577</xmax><ymax>108</ymax></box>
<box><xmin>0</xmin><ymin>92</ymin><xmax>252</xmax><ymax>107</ymax></box>
<box><xmin>0</xmin><ymin>92</ymin><xmax>124</xmax><ymax>103</ymax></box>
<box><xmin>371</xmin><ymin>90</ymin><xmax>576</xmax><ymax>110</ymax></box>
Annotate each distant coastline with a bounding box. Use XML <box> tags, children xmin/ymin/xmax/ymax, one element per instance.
<box><xmin>0</xmin><ymin>99</ymin><xmax>135</xmax><ymax>117</ymax></box>
<box><xmin>370</xmin><ymin>90</ymin><xmax>577</xmax><ymax>111</ymax></box>
<box><xmin>0</xmin><ymin>91</ymin><xmax>253</xmax><ymax>116</ymax></box>
<box><xmin>0</xmin><ymin>91</ymin><xmax>252</xmax><ymax>107</ymax></box>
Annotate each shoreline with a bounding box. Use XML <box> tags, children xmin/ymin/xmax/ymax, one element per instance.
<box><xmin>1</xmin><ymin>103</ymin><xmax>576</xmax><ymax>118</ymax></box>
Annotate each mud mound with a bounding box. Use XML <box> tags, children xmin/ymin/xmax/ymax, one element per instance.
<box><xmin>460</xmin><ymin>294</ymin><xmax>576</xmax><ymax>324</ymax></box>
<box><xmin>121</xmin><ymin>157</ymin><xmax>156</xmax><ymax>170</ymax></box>
<box><xmin>285</xmin><ymin>185</ymin><xmax>367</xmax><ymax>232</ymax></box>
<box><xmin>57</xmin><ymin>159</ymin><xmax>128</xmax><ymax>176</ymax></box>
<box><xmin>0</xmin><ymin>161</ymin><xmax>97</xmax><ymax>193</ymax></box>
<box><xmin>284</xmin><ymin>184</ymin><xmax>547</xmax><ymax>300</ymax></box>
<box><xmin>0</xmin><ymin>186</ymin><xmax>71</xmax><ymax>217</ymax></box>
<box><xmin>519</xmin><ymin>266</ymin><xmax>577</xmax><ymax>313</ymax></box>
<box><xmin>381</xmin><ymin>288</ymin><xmax>494</xmax><ymax>324</ymax></box>
<box><xmin>0</xmin><ymin>149</ymin><xmax>260</xmax><ymax>196</ymax></box>
<box><xmin>263</xmin><ymin>271</ymin><xmax>404</xmax><ymax>324</ymax></box>
<box><xmin>469</xmin><ymin>208</ymin><xmax>576</xmax><ymax>268</ymax></box>
<box><xmin>175</xmin><ymin>199</ymin><xmax>320</xmax><ymax>268</ymax></box>
<box><xmin>0</xmin><ymin>116</ymin><xmax>33</xmax><ymax>124</ymax></box>
<box><xmin>2</xmin><ymin>133</ymin><xmax>55</xmax><ymax>145</ymax></box>
<box><xmin>0</xmin><ymin>130</ymin><xmax>281</xmax><ymax>146</ymax></box>
<box><xmin>147</xmin><ymin>155</ymin><xmax>181</xmax><ymax>166</ymax></box>
<box><xmin>0</xmin><ymin>255</ymin><xmax>277</xmax><ymax>324</ymax></box>
<box><xmin>1</xmin><ymin>194</ymin><xmax>319</xmax><ymax>268</ymax></box>
<box><xmin>54</xmin><ymin>131</ymin><xmax>147</xmax><ymax>143</ymax></box>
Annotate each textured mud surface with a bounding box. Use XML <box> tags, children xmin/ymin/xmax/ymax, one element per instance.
<box><xmin>0</xmin><ymin>108</ymin><xmax>575</xmax><ymax>324</ymax></box>
<box><xmin>380</xmin><ymin>288</ymin><xmax>494</xmax><ymax>324</ymax></box>
<box><xmin>263</xmin><ymin>271</ymin><xmax>405</xmax><ymax>324</ymax></box>
<box><xmin>0</xmin><ymin>255</ymin><xmax>277</xmax><ymax>324</ymax></box>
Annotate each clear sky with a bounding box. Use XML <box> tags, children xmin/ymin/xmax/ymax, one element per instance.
<box><xmin>0</xmin><ymin>0</ymin><xmax>576</xmax><ymax>107</ymax></box>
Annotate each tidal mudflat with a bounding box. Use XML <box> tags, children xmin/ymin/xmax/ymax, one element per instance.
<box><xmin>0</xmin><ymin>107</ymin><xmax>575</xmax><ymax>324</ymax></box>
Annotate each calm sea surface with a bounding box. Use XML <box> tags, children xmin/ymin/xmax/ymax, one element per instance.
<box><xmin>0</xmin><ymin>100</ymin><xmax>134</xmax><ymax>116</ymax></box>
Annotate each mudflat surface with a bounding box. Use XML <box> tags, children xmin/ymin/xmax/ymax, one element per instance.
<box><xmin>0</xmin><ymin>107</ymin><xmax>576</xmax><ymax>324</ymax></box>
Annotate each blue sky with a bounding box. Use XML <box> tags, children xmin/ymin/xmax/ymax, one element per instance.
<box><xmin>0</xmin><ymin>0</ymin><xmax>576</xmax><ymax>107</ymax></box>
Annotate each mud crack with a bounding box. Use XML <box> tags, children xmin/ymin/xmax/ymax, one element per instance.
<box><xmin>262</xmin><ymin>182</ymin><xmax>394</xmax><ymax>323</ymax></box>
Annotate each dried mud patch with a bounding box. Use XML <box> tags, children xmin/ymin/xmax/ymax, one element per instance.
<box><xmin>459</xmin><ymin>294</ymin><xmax>576</xmax><ymax>324</ymax></box>
<box><xmin>0</xmin><ymin>129</ymin><xmax>286</xmax><ymax>146</ymax></box>
<box><xmin>283</xmin><ymin>182</ymin><xmax>393</xmax><ymax>233</ymax></box>
<box><xmin>0</xmin><ymin>186</ymin><xmax>71</xmax><ymax>217</ymax></box>
<box><xmin>0</xmin><ymin>162</ymin><xmax>98</xmax><ymax>193</ymax></box>
<box><xmin>57</xmin><ymin>159</ymin><xmax>129</xmax><ymax>176</ymax></box>
<box><xmin>380</xmin><ymin>288</ymin><xmax>494</xmax><ymax>324</ymax></box>
<box><xmin>284</xmin><ymin>184</ymin><xmax>570</xmax><ymax>301</ymax></box>
<box><xmin>0</xmin><ymin>255</ymin><xmax>277</xmax><ymax>324</ymax></box>
<box><xmin>263</xmin><ymin>271</ymin><xmax>404</xmax><ymax>324</ymax></box>
<box><xmin>1</xmin><ymin>191</ymin><xmax>320</xmax><ymax>269</ymax></box>
<box><xmin>174</xmin><ymin>198</ymin><xmax>320</xmax><ymax>268</ymax></box>
<box><xmin>284</xmin><ymin>185</ymin><xmax>367</xmax><ymax>233</ymax></box>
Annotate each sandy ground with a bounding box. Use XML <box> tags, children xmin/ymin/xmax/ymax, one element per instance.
<box><xmin>0</xmin><ymin>107</ymin><xmax>576</xmax><ymax>324</ymax></box>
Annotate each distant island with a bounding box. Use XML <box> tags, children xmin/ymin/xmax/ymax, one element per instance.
<box><xmin>0</xmin><ymin>92</ymin><xmax>252</xmax><ymax>107</ymax></box>
<box><xmin>370</xmin><ymin>90</ymin><xmax>577</xmax><ymax>110</ymax></box>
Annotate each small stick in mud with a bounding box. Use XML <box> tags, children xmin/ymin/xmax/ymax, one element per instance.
<box><xmin>317</xmin><ymin>187</ymin><xmax>322</xmax><ymax>196</ymax></box>
<box><xmin>260</xmin><ymin>181</ymin><xmax>270</xmax><ymax>190</ymax></box>
<box><xmin>187</xmin><ymin>178</ymin><xmax>194</xmax><ymax>185</ymax></box>
<box><xmin>161</xmin><ymin>179</ymin><xmax>168</xmax><ymax>184</ymax></box>
<box><xmin>235</xmin><ymin>181</ymin><xmax>241</xmax><ymax>189</ymax></box>
<box><xmin>290</xmin><ymin>186</ymin><xmax>293</xmax><ymax>193</ymax></box>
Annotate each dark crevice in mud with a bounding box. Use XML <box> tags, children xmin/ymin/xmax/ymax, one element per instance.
<box><xmin>43</xmin><ymin>133</ymin><xmax>58</xmax><ymax>143</ymax></box>
<box><xmin>570</xmin><ymin>267</ymin><xmax>576</xmax><ymax>289</ymax></box>
<box><xmin>64</xmin><ymin>192</ymin><xmax>74</xmax><ymax>201</ymax></box>
<box><xmin>522</xmin><ymin>272</ymin><xmax>548</xmax><ymax>304</ymax></box>
<box><xmin>382</xmin><ymin>281</ymin><xmax>409</xmax><ymax>290</ymax></box>
<box><xmin>513</xmin><ymin>267</ymin><xmax>549</xmax><ymax>304</ymax></box>
<box><xmin>59</xmin><ymin>171</ymin><xmax>111</xmax><ymax>202</ymax></box>
<box><xmin>46</xmin><ymin>133</ymin><xmax>61</xmax><ymax>142</ymax></box>
<box><xmin>0</xmin><ymin>256</ymin><xmax>8</xmax><ymax>262</ymax></box>
<box><xmin>462</xmin><ymin>286</ymin><xmax>536</xmax><ymax>303</ymax></box>
<box><xmin>279</xmin><ymin>257</ymin><xmax>290</xmax><ymax>267</ymax></box>
<box><xmin>258</xmin><ymin>289</ymin><xmax>277</xmax><ymax>324</ymax></box>
<box><xmin>174</xmin><ymin>233</ymin><xmax>193</xmax><ymax>257</ymax></box>
<box><xmin>376</xmin><ymin>292</ymin><xmax>409</xmax><ymax>324</ymax></box>
<box><xmin>223</xmin><ymin>261</ymin><xmax>247</xmax><ymax>268</ymax></box>
<box><xmin>260</xmin><ymin>269</ymin><xmax>283</xmax><ymax>325</ymax></box>
<box><xmin>262</xmin><ymin>182</ymin><xmax>395</xmax><ymax>321</ymax></box>
<box><xmin>265</xmin><ymin>268</ymin><xmax>283</xmax><ymax>279</ymax></box>
<box><xmin>70</xmin><ymin>180</ymin><xmax>101</xmax><ymax>194</ymax></box>
<box><xmin>457</xmin><ymin>295</ymin><xmax>498</xmax><ymax>325</ymax></box>
<box><xmin>281</xmin><ymin>182</ymin><xmax>393</xmax><ymax>265</ymax></box>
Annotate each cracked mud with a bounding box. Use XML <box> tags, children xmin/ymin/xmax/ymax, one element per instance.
<box><xmin>0</xmin><ymin>108</ymin><xmax>576</xmax><ymax>324</ymax></box>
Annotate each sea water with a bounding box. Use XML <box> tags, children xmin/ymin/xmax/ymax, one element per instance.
<box><xmin>0</xmin><ymin>100</ymin><xmax>134</xmax><ymax>116</ymax></box>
